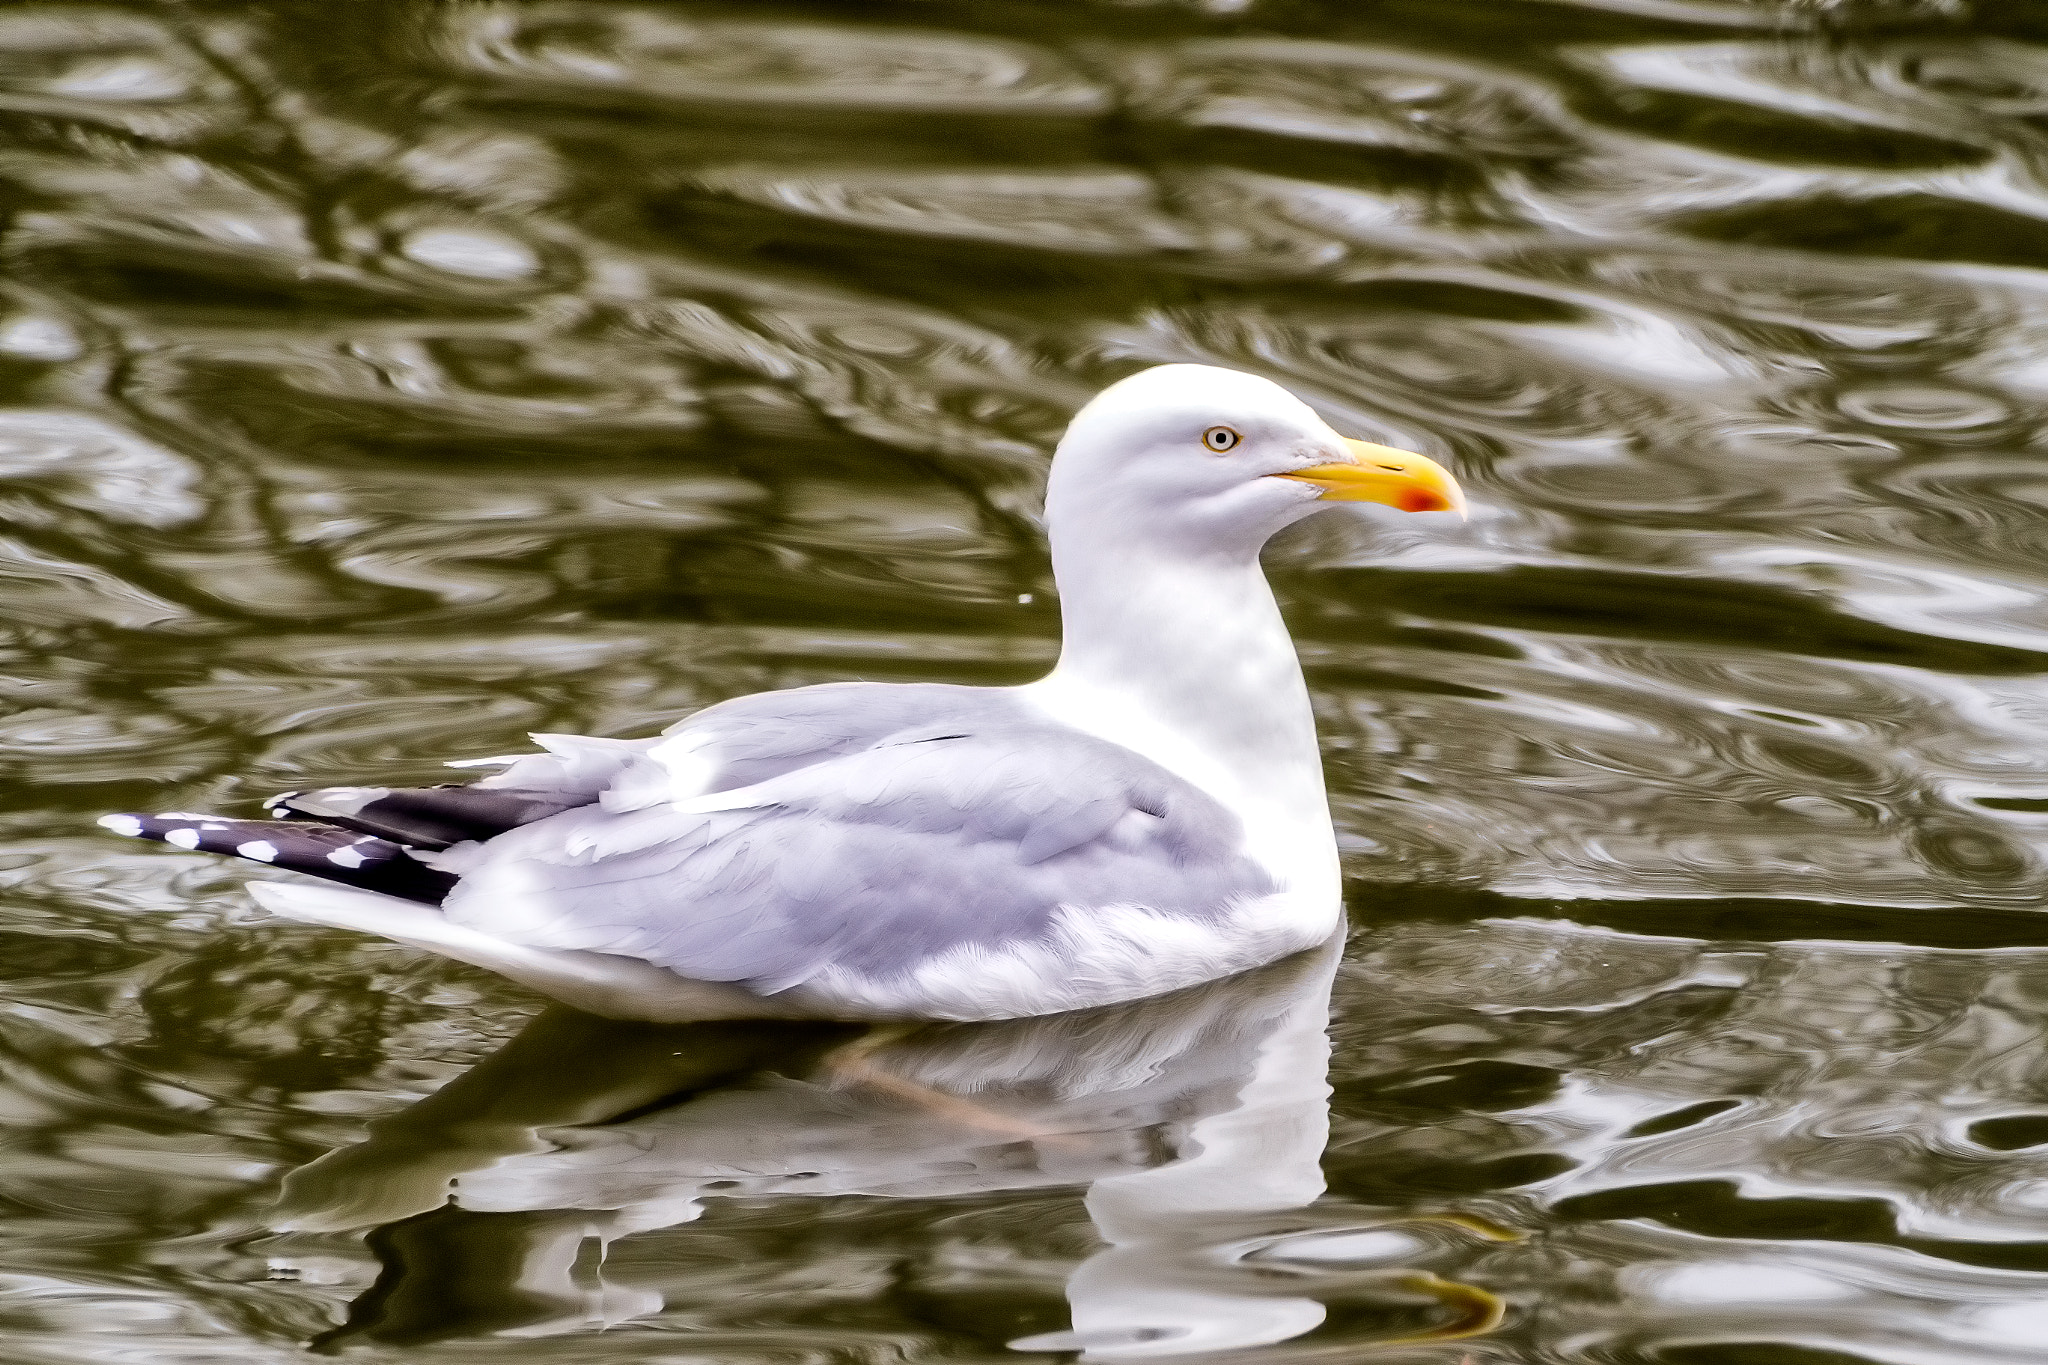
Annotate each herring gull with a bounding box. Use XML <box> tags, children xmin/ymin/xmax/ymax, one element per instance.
<box><xmin>99</xmin><ymin>364</ymin><xmax>1464</xmax><ymax>1021</ymax></box>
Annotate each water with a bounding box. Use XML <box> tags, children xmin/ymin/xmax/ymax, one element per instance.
<box><xmin>6</xmin><ymin>0</ymin><xmax>2048</xmax><ymax>1358</ymax></box>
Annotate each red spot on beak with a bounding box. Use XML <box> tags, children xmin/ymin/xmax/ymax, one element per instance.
<box><xmin>1398</xmin><ymin>488</ymin><xmax>1455</xmax><ymax>513</ymax></box>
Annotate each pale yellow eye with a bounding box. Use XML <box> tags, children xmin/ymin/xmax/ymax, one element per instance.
<box><xmin>1202</xmin><ymin>426</ymin><xmax>1241</xmax><ymax>452</ymax></box>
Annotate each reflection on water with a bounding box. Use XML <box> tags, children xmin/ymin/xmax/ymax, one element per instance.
<box><xmin>4</xmin><ymin>0</ymin><xmax>2048</xmax><ymax>1359</ymax></box>
<box><xmin>272</xmin><ymin>943</ymin><xmax>1393</xmax><ymax>1356</ymax></box>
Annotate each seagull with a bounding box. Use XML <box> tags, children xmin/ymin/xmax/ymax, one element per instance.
<box><xmin>99</xmin><ymin>364</ymin><xmax>1464</xmax><ymax>1022</ymax></box>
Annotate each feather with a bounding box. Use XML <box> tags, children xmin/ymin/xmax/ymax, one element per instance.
<box><xmin>97</xmin><ymin>814</ymin><xmax>454</xmax><ymax>903</ymax></box>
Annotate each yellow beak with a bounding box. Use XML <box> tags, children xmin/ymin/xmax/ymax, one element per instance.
<box><xmin>1273</xmin><ymin>439</ymin><xmax>1467</xmax><ymax>518</ymax></box>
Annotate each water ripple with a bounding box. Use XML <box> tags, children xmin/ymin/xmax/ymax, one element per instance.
<box><xmin>436</xmin><ymin>4</ymin><xmax>1108</xmax><ymax>114</ymax></box>
<box><xmin>1122</xmin><ymin>39</ymin><xmax>1580</xmax><ymax>160</ymax></box>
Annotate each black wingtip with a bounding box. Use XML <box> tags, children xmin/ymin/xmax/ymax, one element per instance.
<box><xmin>97</xmin><ymin>812</ymin><xmax>455</xmax><ymax>905</ymax></box>
<box><xmin>265</xmin><ymin>784</ymin><xmax>586</xmax><ymax>850</ymax></box>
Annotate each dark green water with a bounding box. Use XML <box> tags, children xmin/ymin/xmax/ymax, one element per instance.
<box><xmin>6</xmin><ymin>0</ymin><xmax>2048</xmax><ymax>1359</ymax></box>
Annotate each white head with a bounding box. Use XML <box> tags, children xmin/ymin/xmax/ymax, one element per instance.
<box><xmin>1044</xmin><ymin>364</ymin><xmax>1464</xmax><ymax>563</ymax></box>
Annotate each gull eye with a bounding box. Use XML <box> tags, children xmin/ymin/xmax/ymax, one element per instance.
<box><xmin>1202</xmin><ymin>426</ymin><xmax>1241</xmax><ymax>452</ymax></box>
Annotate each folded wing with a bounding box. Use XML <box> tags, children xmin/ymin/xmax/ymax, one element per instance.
<box><xmin>437</xmin><ymin>723</ymin><xmax>1276</xmax><ymax>997</ymax></box>
<box><xmin>264</xmin><ymin>680</ymin><xmax>1030</xmax><ymax>847</ymax></box>
<box><xmin>100</xmin><ymin>684</ymin><xmax>1282</xmax><ymax>1016</ymax></box>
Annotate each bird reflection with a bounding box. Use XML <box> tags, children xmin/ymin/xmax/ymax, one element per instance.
<box><xmin>274</xmin><ymin>937</ymin><xmax>1508</xmax><ymax>1356</ymax></box>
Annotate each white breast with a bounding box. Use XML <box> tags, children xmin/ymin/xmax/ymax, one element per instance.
<box><xmin>1022</xmin><ymin>679</ymin><xmax>1336</xmax><ymax>875</ymax></box>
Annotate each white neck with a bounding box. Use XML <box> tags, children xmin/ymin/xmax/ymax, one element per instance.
<box><xmin>1020</xmin><ymin>527</ymin><xmax>1339</xmax><ymax>899</ymax></box>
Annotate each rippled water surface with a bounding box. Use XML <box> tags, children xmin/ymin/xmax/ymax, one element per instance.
<box><xmin>11</xmin><ymin>0</ymin><xmax>2048</xmax><ymax>1359</ymax></box>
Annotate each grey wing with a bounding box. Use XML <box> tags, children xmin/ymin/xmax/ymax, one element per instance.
<box><xmin>268</xmin><ymin>682</ymin><xmax>1020</xmax><ymax>848</ymax></box>
<box><xmin>436</xmin><ymin>724</ymin><xmax>1277</xmax><ymax>995</ymax></box>
<box><xmin>647</xmin><ymin>681</ymin><xmax>1035</xmax><ymax>792</ymax></box>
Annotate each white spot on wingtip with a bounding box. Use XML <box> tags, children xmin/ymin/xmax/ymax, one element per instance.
<box><xmin>164</xmin><ymin>828</ymin><xmax>201</xmax><ymax>850</ymax></box>
<box><xmin>237</xmin><ymin>840</ymin><xmax>279</xmax><ymax>863</ymax></box>
<box><xmin>98</xmin><ymin>815</ymin><xmax>144</xmax><ymax>837</ymax></box>
<box><xmin>326</xmin><ymin>845</ymin><xmax>368</xmax><ymax>869</ymax></box>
